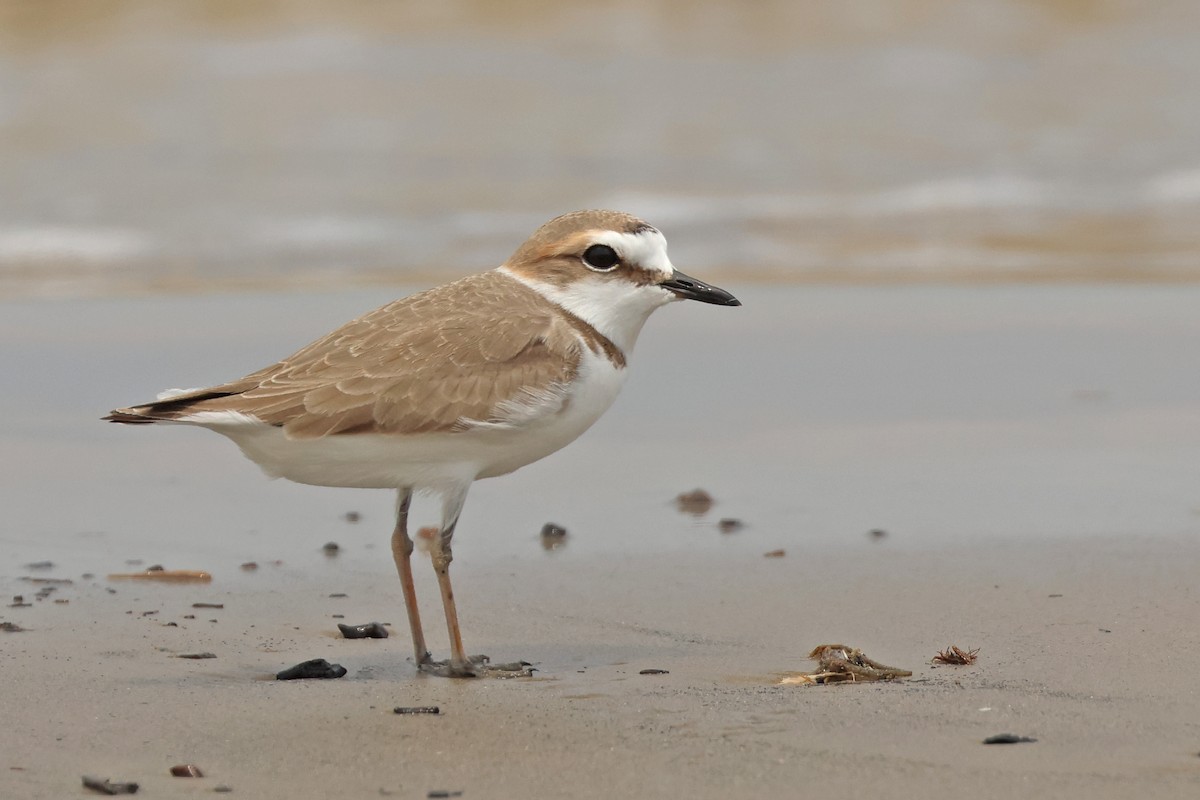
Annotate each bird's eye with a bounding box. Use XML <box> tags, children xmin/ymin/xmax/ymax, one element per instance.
<box><xmin>582</xmin><ymin>244</ymin><xmax>620</xmax><ymax>271</ymax></box>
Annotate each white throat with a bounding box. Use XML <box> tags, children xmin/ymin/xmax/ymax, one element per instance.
<box><xmin>499</xmin><ymin>267</ymin><xmax>675</xmax><ymax>355</ymax></box>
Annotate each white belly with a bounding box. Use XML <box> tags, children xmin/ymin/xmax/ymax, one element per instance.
<box><xmin>194</xmin><ymin>349</ymin><xmax>628</xmax><ymax>491</ymax></box>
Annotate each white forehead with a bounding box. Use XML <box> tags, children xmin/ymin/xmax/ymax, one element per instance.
<box><xmin>590</xmin><ymin>228</ymin><xmax>674</xmax><ymax>280</ymax></box>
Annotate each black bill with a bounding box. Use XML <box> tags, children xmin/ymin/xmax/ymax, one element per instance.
<box><xmin>660</xmin><ymin>271</ymin><xmax>741</xmax><ymax>306</ymax></box>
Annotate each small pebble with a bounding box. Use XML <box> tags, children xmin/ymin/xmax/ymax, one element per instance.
<box><xmin>329</xmin><ymin>592</ymin><xmax>348</xmax><ymax>598</ymax></box>
<box><xmin>192</xmin><ymin>603</ymin><xmax>224</xmax><ymax>609</ymax></box>
<box><xmin>240</xmin><ymin>562</ymin><xmax>258</xmax><ymax>571</ymax></box>
<box><xmin>214</xmin><ymin>785</ymin><xmax>233</xmax><ymax>793</ymax></box>
<box><xmin>276</xmin><ymin>658</ymin><xmax>347</xmax><ymax>680</ymax></box>
<box><xmin>338</xmin><ymin>622</ymin><xmax>389</xmax><ymax>639</ymax></box>
<box><xmin>675</xmin><ymin>488</ymin><xmax>714</xmax><ymax>515</ymax></box>
<box><xmin>394</xmin><ymin>706</ymin><xmax>441</xmax><ymax>715</ymax></box>
<box><xmin>24</xmin><ymin>560</ymin><xmax>54</xmax><ymax>570</ymax></box>
<box><xmin>540</xmin><ymin>522</ymin><xmax>567</xmax><ymax>537</ymax></box>
<box><xmin>983</xmin><ymin>733</ymin><xmax>1037</xmax><ymax>744</ymax></box>
<box><xmin>176</xmin><ymin>652</ymin><xmax>217</xmax><ymax>659</ymax></box>
<box><xmin>1</xmin><ymin>622</ymin><xmax>27</xmax><ymax>632</ymax></box>
<box><xmin>322</xmin><ymin>541</ymin><xmax>340</xmax><ymax>555</ymax></box>
<box><xmin>639</xmin><ymin>668</ymin><xmax>669</xmax><ymax>675</ymax></box>
<box><xmin>343</xmin><ymin>511</ymin><xmax>361</xmax><ymax>523</ymax></box>
<box><xmin>82</xmin><ymin>775</ymin><xmax>139</xmax><ymax>795</ymax></box>
<box><xmin>868</xmin><ymin>528</ymin><xmax>888</xmax><ymax>540</ymax></box>
<box><xmin>540</xmin><ymin>523</ymin><xmax>568</xmax><ymax>550</ymax></box>
<box><xmin>763</xmin><ymin>549</ymin><xmax>786</xmax><ymax>558</ymax></box>
<box><xmin>170</xmin><ymin>764</ymin><xmax>204</xmax><ymax>777</ymax></box>
<box><xmin>427</xmin><ymin>792</ymin><xmax>463</xmax><ymax>799</ymax></box>
<box><xmin>717</xmin><ymin>518</ymin><xmax>744</xmax><ymax>533</ymax></box>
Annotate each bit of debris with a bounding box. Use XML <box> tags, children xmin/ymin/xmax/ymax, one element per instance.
<box><xmin>540</xmin><ymin>523</ymin><xmax>568</xmax><ymax>550</ymax></box>
<box><xmin>343</xmin><ymin>511</ymin><xmax>361</xmax><ymax>523</ymax></box>
<box><xmin>763</xmin><ymin>549</ymin><xmax>786</xmax><ymax>558</ymax></box>
<box><xmin>394</xmin><ymin>706</ymin><xmax>441</xmax><ymax>715</ymax></box>
<box><xmin>192</xmin><ymin>603</ymin><xmax>224</xmax><ymax>609</ymax></box>
<box><xmin>1</xmin><ymin>622</ymin><xmax>27</xmax><ymax>632</ymax></box>
<box><xmin>675</xmin><ymin>488</ymin><xmax>714</xmax><ymax>515</ymax></box>
<box><xmin>276</xmin><ymin>658</ymin><xmax>347</xmax><ymax>680</ymax></box>
<box><xmin>868</xmin><ymin>528</ymin><xmax>888</xmax><ymax>540</ymax></box>
<box><xmin>240</xmin><ymin>562</ymin><xmax>258</xmax><ymax>571</ymax></box>
<box><xmin>717</xmin><ymin>518</ymin><xmax>744</xmax><ymax>533</ymax></box>
<box><xmin>20</xmin><ymin>577</ymin><xmax>73</xmax><ymax>584</ymax></box>
<box><xmin>329</xmin><ymin>592</ymin><xmax>348</xmax><ymax>598</ymax></box>
<box><xmin>108</xmin><ymin>569</ymin><xmax>212</xmax><ymax>583</ymax></box>
<box><xmin>639</xmin><ymin>668</ymin><xmax>669</xmax><ymax>675</ymax></box>
<box><xmin>983</xmin><ymin>733</ymin><xmax>1037</xmax><ymax>744</ymax></box>
<box><xmin>24</xmin><ymin>560</ymin><xmax>54</xmax><ymax>570</ymax></box>
<box><xmin>175</xmin><ymin>652</ymin><xmax>217</xmax><ymax>659</ymax></box>
<box><xmin>322</xmin><ymin>541</ymin><xmax>340</xmax><ymax>555</ymax></box>
<box><xmin>1048</xmin><ymin>593</ymin><xmax>1063</xmax><ymax>598</ymax></box>
<box><xmin>169</xmin><ymin>765</ymin><xmax>204</xmax><ymax>777</ymax></box>
<box><xmin>932</xmin><ymin>645</ymin><xmax>979</xmax><ymax>665</ymax></box>
<box><xmin>779</xmin><ymin>644</ymin><xmax>913</xmax><ymax>685</ymax></box>
<box><xmin>337</xmin><ymin>622</ymin><xmax>389</xmax><ymax>639</ymax></box>
<box><xmin>427</xmin><ymin>791</ymin><xmax>463</xmax><ymax>799</ymax></box>
<box><xmin>82</xmin><ymin>775</ymin><xmax>140</xmax><ymax>795</ymax></box>
<box><xmin>214</xmin><ymin>785</ymin><xmax>233</xmax><ymax>793</ymax></box>
<box><xmin>10</xmin><ymin>595</ymin><xmax>30</xmax><ymax>607</ymax></box>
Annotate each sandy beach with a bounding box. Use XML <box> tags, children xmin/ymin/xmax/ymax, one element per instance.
<box><xmin>5</xmin><ymin>2</ymin><xmax>1200</xmax><ymax>797</ymax></box>
<box><xmin>3</xmin><ymin>285</ymin><xmax>1199</xmax><ymax>798</ymax></box>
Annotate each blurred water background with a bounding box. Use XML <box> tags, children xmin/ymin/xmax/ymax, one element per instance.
<box><xmin>3</xmin><ymin>0</ymin><xmax>1200</xmax><ymax>297</ymax></box>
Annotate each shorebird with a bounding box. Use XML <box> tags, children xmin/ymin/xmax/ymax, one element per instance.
<box><xmin>105</xmin><ymin>210</ymin><xmax>740</xmax><ymax>677</ymax></box>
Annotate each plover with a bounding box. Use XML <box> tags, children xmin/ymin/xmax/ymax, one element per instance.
<box><xmin>105</xmin><ymin>209</ymin><xmax>740</xmax><ymax>677</ymax></box>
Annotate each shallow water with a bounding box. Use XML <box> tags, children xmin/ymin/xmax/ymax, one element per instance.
<box><xmin>3</xmin><ymin>285</ymin><xmax>1197</xmax><ymax>582</ymax></box>
<box><xmin>2</xmin><ymin>1</ymin><xmax>1200</xmax><ymax>296</ymax></box>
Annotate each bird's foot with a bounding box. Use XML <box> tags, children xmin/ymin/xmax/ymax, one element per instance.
<box><xmin>417</xmin><ymin>653</ymin><xmax>534</xmax><ymax>678</ymax></box>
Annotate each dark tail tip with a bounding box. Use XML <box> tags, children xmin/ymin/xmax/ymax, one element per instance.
<box><xmin>103</xmin><ymin>411</ymin><xmax>157</xmax><ymax>425</ymax></box>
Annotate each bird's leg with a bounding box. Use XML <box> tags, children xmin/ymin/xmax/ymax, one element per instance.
<box><xmin>427</xmin><ymin>486</ymin><xmax>474</xmax><ymax>677</ymax></box>
<box><xmin>417</xmin><ymin>486</ymin><xmax>534</xmax><ymax>678</ymax></box>
<box><xmin>390</xmin><ymin>487</ymin><xmax>431</xmax><ymax>667</ymax></box>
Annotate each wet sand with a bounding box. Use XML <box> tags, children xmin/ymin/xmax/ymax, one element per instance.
<box><xmin>4</xmin><ymin>538</ymin><xmax>1199</xmax><ymax>799</ymax></box>
<box><xmin>3</xmin><ymin>285</ymin><xmax>1200</xmax><ymax>797</ymax></box>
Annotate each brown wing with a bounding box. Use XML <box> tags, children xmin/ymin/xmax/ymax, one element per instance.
<box><xmin>106</xmin><ymin>271</ymin><xmax>585</xmax><ymax>438</ymax></box>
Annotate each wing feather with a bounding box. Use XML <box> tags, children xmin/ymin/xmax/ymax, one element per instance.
<box><xmin>108</xmin><ymin>271</ymin><xmax>588</xmax><ymax>437</ymax></box>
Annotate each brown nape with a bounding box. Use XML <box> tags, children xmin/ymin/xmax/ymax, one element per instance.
<box><xmin>506</xmin><ymin>210</ymin><xmax>652</xmax><ymax>270</ymax></box>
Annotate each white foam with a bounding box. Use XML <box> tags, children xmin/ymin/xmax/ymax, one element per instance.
<box><xmin>0</xmin><ymin>226</ymin><xmax>152</xmax><ymax>264</ymax></box>
<box><xmin>1145</xmin><ymin>167</ymin><xmax>1200</xmax><ymax>203</ymax></box>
